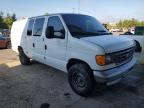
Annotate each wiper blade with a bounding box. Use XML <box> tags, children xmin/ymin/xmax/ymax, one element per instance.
<box><xmin>95</xmin><ymin>30</ymin><xmax>112</xmax><ymax>35</ymax></box>
<box><xmin>71</xmin><ymin>32</ymin><xmax>100</xmax><ymax>36</ymax></box>
<box><xmin>96</xmin><ymin>30</ymin><xmax>107</xmax><ymax>32</ymax></box>
<box><xmin>99</xmin><ymin>32</ymin><xmax>112</xmax><ymax>35</ymax></box>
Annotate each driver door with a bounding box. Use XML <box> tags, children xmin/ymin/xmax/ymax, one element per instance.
<box><xmin>44</xmin><ymin>16</ymin><xmax>67</xmax><ymax>71</ymax></box>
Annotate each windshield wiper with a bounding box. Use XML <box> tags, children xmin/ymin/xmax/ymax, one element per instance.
<box><xmin>72</xmin><ymin>31</ymin><xmax>100</xmax><ymax>36</ymax></box>
<box><xmin>95</xmin><ymin>30</ymin><xmax>112</xmax><ymax>35</ymax></box>
<box><xmin>72</xmin><ymin>31</ymin><xmax>112</xmax><ymax>38</ymax></box>
<box><xmin>96</xmin><ymin>30</ymin><xmax>107</xmax><ymax>32</ymax></box>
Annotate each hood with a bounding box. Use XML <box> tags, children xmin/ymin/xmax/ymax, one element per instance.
<box><xmin>80</xmin><ymin>35</ymin><xmax>135</xmax><ymax>53</ymax></box>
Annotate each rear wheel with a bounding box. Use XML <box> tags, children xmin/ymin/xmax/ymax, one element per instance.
<box><xmin>68</xmin><ymin>63</ymin><xmax>95</xmax><ymax>97</ymax></box>
<box><xmin>19</xmin><ymin>51</ymin><xmax>30</xmax><ymax>65</ymax></box>
<box><xmin>6</xmin><ymin>41</ymin><xmax>11</xmax><ymax>49</ymax></box>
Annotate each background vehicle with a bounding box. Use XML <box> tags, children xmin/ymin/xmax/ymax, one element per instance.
<box><xmin>135</xmin><ymin>26</ymin><xmax>144</xmax><ymax>35</ymax></box>
<box><xmin>2</xmin><ymin>29</ymin><xmax>10</xmax><ymax>37</ymax></box>
<box><xmin>11</xmin><ymin>14</ymin><xmax>136</xmax><ymax>97</ymax></box>
<box><xmin>0</xmin><ymin>34</ymin><xmax>11</xmax><ymax>49</ymax></box>
<box><xmin>122</xmin><ymin>26</ymin><xmax>144</xmax><ymax>64</ymax></box>
<box><xmin>110</xmin><ymin>28</ymin><xmax>120</xmax><ymax>32</ymax></box>
<box><xmin>123</xmin><ymin>31</ymin><xmax>133</xmax><ymax>35</ymax></box>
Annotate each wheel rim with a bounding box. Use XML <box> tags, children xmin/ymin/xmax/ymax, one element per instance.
<box><xmin>7</xmin><ymin>42</ymin><xmax>11</xmax><ymax>49</ymax></box>
<box><xmin>72</xmin><ymin>72</ymin><xmax>87</xmax><ymax>91</ymax></box>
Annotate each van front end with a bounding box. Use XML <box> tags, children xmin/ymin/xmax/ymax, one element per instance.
<box><xmin>93</xmin><ymin>46</ymin><xmax>136</xmax><ymax>85</ymax></box>
<box><xmin>94</xmin><ymin>56</ymin><xmax>136</xmax><ymax>85</ymax></box>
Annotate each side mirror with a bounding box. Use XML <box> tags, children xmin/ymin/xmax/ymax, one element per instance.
<box><xmin>45</xmin><ymin>26</ymin><xmax>54</xmax><ymax>38</ymax></box>
<box><xmin>54</xmin><ymin>30</ymin><xmax>65</xmax><ymax>39</ymax></box>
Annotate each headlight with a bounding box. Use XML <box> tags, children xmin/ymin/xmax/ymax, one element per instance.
<box><xmin>105</xmin><ymin>55</ymin><xmax>113</xmax><ymax>64</ymax></box>
<box><xmin>96</xmin><ymin>55</ymin><xmax>113</xmax><ymax>66</ymax></box>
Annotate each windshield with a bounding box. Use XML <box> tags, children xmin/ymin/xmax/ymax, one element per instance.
<box><xmin>0</xmin><ymin>34</ymin><xmax>4</xmax><ymax>38</ymax></box>
<box><xmin>0</xmin><ymin>34</ymin><xmax>7</xmax><ymax>37</ymax></box>
<box><xmin>62</xmin><ymin>14</ymin><xmax>110</xmax><ymax>38</ymax></box>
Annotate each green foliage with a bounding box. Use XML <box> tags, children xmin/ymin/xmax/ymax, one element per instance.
<box><xmin>44</xmin><ymin>13</ymin><xmax>49</xmax><ymax>15</ymax></box>
<box><xmin>4</xmin><ymin>16</ymin><xmax>13</xmax><ymax>29</ymax></box>
<box><xmin>116</xmin><ymin>20</ymin><xmax>123</xmax><ymax>30</ymax></box>
<box><xmin>12</xmin><ymin>13</ymin><xmax>17</xmax><ymax>21</ymax></box>
<box><xmin>116</xmin><ymin>19</ymin><xmax>144</xmax><ymax>30</ymax></box>
<box><xmin>103</xmin><ymin>23</ymin><xmax>112</xmax><ymax>30</ymax></box>
<box><xmin>0</xmin><ymin>11</ymin><xmax>17</xmax><ymax>30</ymax></box>
<box><xmin>0</xmin><ymin>11</ymin><xmax>5</xmax><ymax>30</ymax></box>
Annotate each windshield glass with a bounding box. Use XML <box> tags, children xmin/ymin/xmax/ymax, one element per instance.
<box><xmin>62</xmin><ymin>14</ymin><xmax>110</xmax><ymax>38</ymax></box>
<box><xmin>0</xmin><ymin>34</ymin><xmax>4</xmax><ymax>38</ymax></box>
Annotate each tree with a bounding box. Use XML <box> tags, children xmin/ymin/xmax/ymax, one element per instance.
<box><xmin>0</xmin><ymin>12</ymin><xmax>17</xmax><ymax>29</ymax></box>
<box><xmin>116</xmin><ymin>19</ymin><xmax>144</xmax><ymax>30</ymax></box>
<box><xmin>4</xmin><ymin>16</ymin><xmax>13</xmax><ymax>29</ymax></box>
<box><xmin>0</xmin><ymin>11</ymin><xmax>8</xmax><ymax>29</ymax></box>
<box><xmin>44</xmin><ymin>13</ymin><xmax>49</xmax><ymax>15</ymax></box>
<box><xmin>103</xmin><ymin>23</ymin><xmax>112</xmax><ymax>31</ymax></box>
<box><xmin>12</xmin><ymin>13</ymin><xmax>17</xmax><ymax>21</ymax></box>
<box><xmin>0</xmin><ymin>11</ymin><xmax>4</xmax><ymax>29</ymax></box>
<box><xmin>116</xmin><ymin>20</ymin><xmax>123</xmax><ymax>30</ymax></box>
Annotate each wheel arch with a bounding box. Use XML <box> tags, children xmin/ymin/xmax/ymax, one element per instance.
<box><xmin>18</xmin><ymin>46</ymin><xmax>23</xmax><ymax>53</ymax></box>
<box><xmin>134</xmin><ymin>40</ymin><xmax>142</xmax><ymax>53</ymax></box>
<box><xmin>67</xmin><ymin>58</ymin><xmax>92</xmax><ymax>71</ymax></box>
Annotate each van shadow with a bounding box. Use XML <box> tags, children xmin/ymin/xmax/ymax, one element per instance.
<box><xmin>0</xmin><ymin>62</ymin><xmax>80</xmax><ymax>108</ymax></box>
<box><xmin>85</xmin><ymin>65</ymin><xmax>144</xmax><ymax>108</ymax></box>
<box><xmin>0</xmin><ymin>62</ymin><xmax>144</xmax><ymax>108</ymax></box>
<box><xmin>92</xmin><ymin>75</ymin><xmax>141</xmax><ymax>96</ymax></box>
<box><xmin>0</xmin><ymin>48</ymin><xmax>6</xmax><ymax>50</ymax></box>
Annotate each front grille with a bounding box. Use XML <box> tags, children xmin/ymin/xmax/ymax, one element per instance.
<box><xmin>111</xmin><ymin>47</ymin><xmax>135</xmax><ymax>65</ymax></box>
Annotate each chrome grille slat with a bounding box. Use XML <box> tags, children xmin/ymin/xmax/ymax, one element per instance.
<box><xmin>110</xmin><ymin>47</ymin><xmax>135</xmax><ymax>65</ymax></box>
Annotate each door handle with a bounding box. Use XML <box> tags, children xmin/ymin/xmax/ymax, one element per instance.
<box><xmin>33</xmin><ymin>43</ymin><xmax>35</xmax><ymax>47</ymax></box>
<box><xmin>45</xmin><ymin>45</ymin><xmax>47</xmax><ymax>50</ymax></box>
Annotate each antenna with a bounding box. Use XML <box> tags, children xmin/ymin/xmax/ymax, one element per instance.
<box><xmin>78</xmin><ymin>0</ymin><xmax>80</xmax><ymax>13</ymax></box>
<box><xmin>73</xmin><ymin>8</ymin><xmax>75</xmax><ymax>13</ymax></box>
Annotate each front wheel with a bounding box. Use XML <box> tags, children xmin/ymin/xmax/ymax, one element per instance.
<box><xmin>68</xmin><ymin>64</ymin><xmax>95</xmax><ymax>97</ymax></box>
<box><xmin>19</xmin><ymin>51</ymin><xmax>30</xmax><ymax>65</ymax></box>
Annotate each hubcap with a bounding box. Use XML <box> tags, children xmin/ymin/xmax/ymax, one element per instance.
<box><xmin>72</xmin><ymin>72</ymin><xmax>87</xmax><ymax>90</ymax></box>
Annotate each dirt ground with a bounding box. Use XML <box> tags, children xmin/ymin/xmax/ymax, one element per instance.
<box><xmin>0</xmin><ymin>49</ymin><xmax>144</xmax><ymax>108</ymax></box>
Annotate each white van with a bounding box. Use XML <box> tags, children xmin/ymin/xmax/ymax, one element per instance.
<box><xmin>11</xmin><ymin>14</ymin><xmax>136</xmax><ymax>97</ymax></box>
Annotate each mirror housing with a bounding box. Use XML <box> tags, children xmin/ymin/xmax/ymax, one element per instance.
<box><xmin>45</xmin><ymin>26</ymin><xmax>65</xmax><ymax>39</ymax></box>
<box><xmin>45</xmin><ymin>26</ymin><xmax>54</xmax><ymax>39</ymax></box>
<box><xmin>54</xmin><ymin>30</ymin><xmax>65</xmax><ymax>39</ymax></box>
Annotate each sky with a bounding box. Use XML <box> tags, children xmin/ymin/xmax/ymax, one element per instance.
<box><xmin>0</xmin><ymin>0</ymin><xmax>144</xmax><ymax>23</ymax></box>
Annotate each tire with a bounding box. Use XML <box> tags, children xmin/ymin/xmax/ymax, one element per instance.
<box><xmin>6</xmin><ymin>42</ymin><xmax>11</xmax><ymax>49</ymax></box>
<box><xmin>19</xmin><ymin>51</ymin><xmax>30</xmax><ymax>65</ymax></box>
<box><xmin>68</xmin><ymin>63</ymin><xmax>95</xmax><ymax>97</ymax></box>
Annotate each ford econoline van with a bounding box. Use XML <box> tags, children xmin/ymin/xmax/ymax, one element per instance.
<box><xmin>11</xmin><ymin>14</ymin><xmax>136</xmax><ymax>97</ymax></box>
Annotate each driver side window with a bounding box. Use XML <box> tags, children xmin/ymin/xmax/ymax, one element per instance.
<box><xmin>47</xmin><ymin>16</ymin><xmax>65</xmax><ymax>38</ymax></box>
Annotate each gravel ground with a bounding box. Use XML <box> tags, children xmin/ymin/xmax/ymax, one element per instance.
<box><xmin>0</xmin><ymin>49</ymin><xmax>144</xmax><ymax>108</ymax></box>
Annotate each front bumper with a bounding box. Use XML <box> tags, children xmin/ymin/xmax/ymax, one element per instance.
<box><xmin>93</xmin><ymin>57</ymin><xmax>136</xmax><ymax>85</ymax></box>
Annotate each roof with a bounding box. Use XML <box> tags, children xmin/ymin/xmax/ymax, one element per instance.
<box><xmin>30</xmin><ymin>13</ymin><xmax>89</xmax><ymax>19</ymax></box>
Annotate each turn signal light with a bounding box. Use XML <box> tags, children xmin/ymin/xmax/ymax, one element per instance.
<box><xmin>96</xmin><ymin>55</ymin><xmax>106</xmax><ymax>66</ymax></box>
